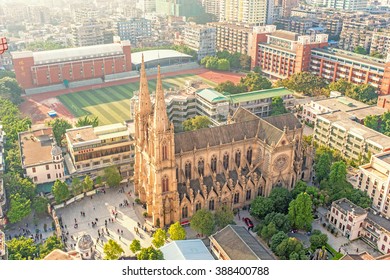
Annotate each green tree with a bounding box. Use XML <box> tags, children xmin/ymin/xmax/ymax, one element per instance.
<box><xmin>276</xmin><ymin>72</ymin><xmax>328</xmax><ymax>96</ymax></box>
<box><xmin>182</xmin><ymin>116</ymin><xmax>212</xmax><ymax>131</ymax></box>
<box><xmin>152</xmin><ymin>228</ymin><xmax>167</xmax><ymax>248</ymax></box>
<box><xmin>275</xmin><ymin>237</ymin><xmax>307</xmax><ymax>260</ymax></box>
<box><xmin>345</xmin><ymin>84</ymin><xmax>377</xmax><ymax>104</ymax></box>
<box><xmin>370</xmin><ymin>51</ymin><xmax>384</xmax><ymax>59</ymax></box>
<box><xmin>252</xmin><ymin>66</ymin><xmax>261</xmax><ymax>73</ymax></box>
<box><xmin>269</xmin><ymin>187</ymin><xmax>292</xmax><ymax>213</ymax></box>
<box><xmin>354</xmin><ymin>46</ymin><xmax>368</xmax><ymax>55</ymax></box>
<box><xmin>71</xmin><ymin>177</ymin><xmax>83</xmax><ymax>195</ymax></box>
<box><xmin>240</xmin><ymin>72</ymin><xmax>272</xmax><ymax>91</ymax></box>
<box><xmin>328</xmin><ymin>78</ymin><xmax>351</xmax><ymax>94</ymax></box>
<box><xmin>83</xmin><ymin>175</ymin><xmax>94</xmax><ymax>192</ymax></box>
<box><xmin>103</xmin><ymin>166</ymin><xmax>122</xmax><ymax>187</ymax></box>
<box><xmin>190</xmin><ymin>209</ymin><xmax>215</xmax><ymax>236</ymax></box>
<box><xmin>214</xmin><ymin>206</ymin><xmax>234</xmax><ymax>229</ymax></box>
<box><xmin>0</xmin><ymin>77</ymin><xmax>23</xmax><ymax>104</ymax></box>
<box><xmin>291</xmin><ymin>180</ymin><xmax>308</xmax><ymax>199</ymax></box>
<box><xmin>130</xmin><ymin>239</ymin><xmax>141</xmax><ymax>254</ymax></box>
<box><xmin>217</xmin><ymin>58</ymin><xmax>230</xmax><ymax>71</ymax></box>
<box><xmin>260</xmin><ymin>222</ymin><xmax>277</xmax><ymax>243</ymax></box>
<box><xmin>52</xmin><ymin>180</ymin><xmax>70</xmax><ymax>203</ymax></box>
<box><xmin>4</xmin><ymin>173</ymin><xmax>36</xmax><ymax>200</ymax></box>
<box><xmin>7</xmin><ymin>193</ymin><xmax>32</xmax><ymax>224</ymax></box>
<box><xmin>262</xmin><ymin>212</ymin><xmax>291</xmax><ymax>233</ymax></box>
<box><xmin>270</xmin><ymin>97</ymin><xmax>288</xmax><ymax>116</ymax></box>
<box><xmin>39</xmin><ymin>235</ymin><xmax>64</xmax><ymax>258</ymax></box>
<box><xmin>7</xmin><ymin>237</ymin><xmax>38</xmax><ymax>260</ymax></box>
<box><xmin>0</xmin><ymin>70</ymin><xmax>16</xmax><ymax>79</ymax></box>
<box><xmin>26</xmin><ymin>40</ymin><xmax>64</xmax><ymax>51</ymax></box>
<box><xmin>364</xmin><ymin>115</ymin><xmax>380</xmax><ymax>131</ymax></box>
<box><xmin>270</xmin><ymin>231</ymin><xmax>288</xmax><ymax>252</ymax></box>
<box><xmin>103</xmin><ymin>239</ymin><xmax>124</xmax><ymax>260</ymax></box>
<box><xmin>288</xmin><ymin>193</ymin><xmax>313</xmax><ymax>231</ymax></box>
<box><xmin>239</xmin><ymin>54</ymin><xmax>251</xmax><ymax>70</ymax></box>
<box><xmin>250</xmin><ymin>196</ymin><xmax>274</xmax><ymax>219</ymax></box>
<box><xmin>137</xmin><ymin>246</ymin><xmax>164</xmax><ymax>260</ymax></box>
<box><xmin>168</xmin><ymin>222</ymin><xmax>186</xmax><ymax>240</ymax></box>
<box><xmin>329</xmin><ymin>161</ymin><xmax>347</xmax><ymax>185</ymax></box>
<box><xmin>215</xmin><ymin>80</ymin><xmax>246</xmax><ymax>94</ymax></box>
<box><xmin>76</xmin><ymin>116</ymin><xmax>99</xmax><ymax>127</ymax></box>
<box><xmin>314</xmin><ymin>152</ymin><xmax>332</xmax><ymax>183</ymax></box>
<box><xmin>309</xmin><ymin>230</ymin><xmax>328</xmax><ymax>250</ymax></box>
<box><xmin>47</xmin><ymin>118</ymin><xmax>72</xmax><ymax>146</ymax></box>
<box><xmin>32</xmin><ymin>196</ymin><xmax>49</xmax><ymax>215</ymax></box>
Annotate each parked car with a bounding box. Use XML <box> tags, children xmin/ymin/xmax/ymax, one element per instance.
<box><xmin>243</xmin><ymin>217</ymin><xmax>254</xmax><ymax>230</ymax></box>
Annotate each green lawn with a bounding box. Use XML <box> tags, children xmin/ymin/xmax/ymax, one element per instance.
<box><xmin>58</xmin><ymin>74</ymin><xmax>216</xmax><ymax>125</ymax></box>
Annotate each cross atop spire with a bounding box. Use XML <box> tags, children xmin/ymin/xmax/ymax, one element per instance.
<box><xmin>153</xmin><ymin>65</ymin><xmax>169</xmax><ymax>132</ymax></box>
<box><xmin>138</xmin><ymin>54</ymin><xmax>152</xmax><ymax>116</ymax></box>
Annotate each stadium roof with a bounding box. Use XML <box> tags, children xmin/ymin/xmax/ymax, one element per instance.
<box><xmin>227</xmin><ymin>87</ymin><xmax>293</xmax><ymax>104</ymax></box>
<box><xmin>160</xmin><ymin>240</ymin><xmax>214</xmax><ymax>260</ymax></box>
<box><xmin>11</xmin><ymin>41</ymin><xmax>130</xmax><ymax>65</ymax></box>
<box><xmin>131</xmin><ymin>50</ymin><xmax>192</xmax><ymax>65</ymax></box>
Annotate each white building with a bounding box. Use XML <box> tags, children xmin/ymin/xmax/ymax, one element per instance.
<box><xmin>327</xmin><ymin>0</ymin><xmax>368</xmax><ymax>10</ymax></box>
<box><xmin>183</xmin><ymin>23</ymin><xmax>216</xmax><ymax>61</ymax></box>
<box><xmin>220</xmin><ymin>0</ymin><xmax>273</xmax><ymax>25</ymax></box>
<box><xmin>19</xmin><ymin>127</ymin><xmax>65</xmax><ymax>185</ymax></box>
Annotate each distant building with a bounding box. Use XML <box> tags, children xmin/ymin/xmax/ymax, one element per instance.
<box><xmin>183</xmin><ymin>23</ymin><xmax>216</xmax><ymax>61</ymax></box>
<box><xmin>327</xmin><ymin>198</ymin><xmax>390</xmax><ymax>254</ymax></box>
<box><xmin>11</xmin><ymin>41</ymin><xmax>132</xmax><ymax>90</ymax></box>
<box><xmin>65</xmin><ymin>123</ymin><xmax>134</xmax><ymax>178</ymax></box>
<box><xmin>117</xmin><ymin>18</ymin><xmax>152</xmax><ymax>46</ymax></box>
<box><xmin>377</xmin><ymin>94</ymin><xmax>390</xmax><ymax>110</ymax></box>
<box><xmin>273</xmin><ymin>17</ymin><xmax>314</xmax><ymax>35</ymax></box>
<box><xmin>313</xmin><ymin>111</ymin><xmax>390</xmax><ymax>161</ymax></box>
<box><xmin>71</xmin><ymin>19</ymin><xmax>105</xmax><ymax>47</ymax></box>
<box><xmin>0</xmin><ymin>125</ymin><xmax>5</xmax><ymax>220</ymax></box>
<box><xmin>19</xmin><ymin>127</ymin><xmax>65</xmax><ymax>185</ymax></box>
<box><xmin>327</xmin><ymin>0</ymin><xmax>368</xmax><ymax>11</ymax></box>
<box><xmin>137</xmin><ymin>0</ymin><xmax>156</xmax><ymax>13</ymax></box>
<box><xmin>202</xmin><ymin>0</ymin><xmax>222</xmax><ymax>18</ymax></box>
<box><xmin>355</xmin><ymin>151</ymin><xmax>390</xmax><ymax>218</ymax></box>
<box><xmin>130</xmin><ymin>49</ymin><xmax>193</xmax><ymax>70</ymax></box>
<box><xmin>73</xmin><ymin>7</ymin><xmax>98</xmax><ymax>23</ymax></box>
<box><xmin>370</xmin><ymin>31</ymin><xmax>390</xmax><ymax>57</ymax></box>
<box><xmin>160</xmin><ymin>240</ymin><xmax>215</xmax><ymax>260</ymax></box>
<box><xmin>220</xmin><ymin>0</ymin><xmax>274</xmax><ymax>25</ymax></box>
<box><xmin>155</xmin><ymin>0</ymin><xmax>204</xmax><ymax>17</ymax></box>
<box><xmin>210</xmin><ymin>225</ymin><xmax>275</xmax><ymax>260</ymax></box>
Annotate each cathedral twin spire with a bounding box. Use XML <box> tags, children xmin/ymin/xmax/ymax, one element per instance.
<box><xmin>138</xmin><ymin>54</ymin><xmax>169</xmax><ymax>133</ymax></box>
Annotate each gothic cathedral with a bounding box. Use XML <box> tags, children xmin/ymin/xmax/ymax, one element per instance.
<box><xmin>134</xmin><ymin>58</ymin><xmax>311</xmax><ymax>227</ymax></box>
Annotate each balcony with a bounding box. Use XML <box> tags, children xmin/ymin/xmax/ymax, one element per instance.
<box><xmin>365</xmin><ymin>226</ymin><xmax>380</xmax><ymax>238</ymax></box>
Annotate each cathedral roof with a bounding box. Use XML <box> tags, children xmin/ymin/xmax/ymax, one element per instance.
<box><xmin>263</xmin><ymin>113</ymin><xmax>302</xmax><ymax>131</ymax></box>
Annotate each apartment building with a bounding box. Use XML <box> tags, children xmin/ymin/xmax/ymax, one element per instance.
<box><xmin>327</xmin><ymin>0</ymin><xmax>368</xmax><ymax>10</ymax></box>
<box><xmin>19</xmin><ymin>127</ymin><xmax>65</xmax><ymax>185</ymax></box>
<box><xmin>12</xmin><ymin>40</ymin><xmax>132</xmax><ymax>90</ymax></box>
<box><xmin>282</xmin><ymin>0</ymin><xmax>299</xmax><ymax>17</ymax></box>
<box><xmin>310</xmin><ymin>48</ymin><xmax>390</xmax><ymax>95</ymax></box>
<box><xmin>0</xmin><ymin>125</ymin><xmax>5</xmax><ymax>220</ymax></box>
<box><xmin>370</xmin><ymin>32</ymin><xmax>390</xmax><ymax>57</ymax></box>
<box><xmin>73</xmin><ymin>7</ymin><xmax>98</xmax><ymax>23</ymax></box>
<box><xmin>290</xmin><ymin>8</ymin><xmax>319</xmax><ymax>18</ymax></box>
<box><xmin>313</xmin><ymin>111</ymin><xmax>390</xmax><ymax>161</ymax></box>
<box><xmin>117</xmin><ymin>18</ymin><xmax>152</xmax><ymax>46</ymax></box>
<box><xmin>219</xmin><ymin>0</ymin><xmax>272</xmax><ymax>25</ymax></box>
<box><xmin>328</xmin><ymin>198</ymin><xmax>390</xmax><ymax>254</ymax></box>
<box><xmin>183</xmin><ymin>23</ymin><xmax>216</xmax><ymax>61</ymax></box>
<box><xmin>71</xmin><ymin>19</ymin><xmax>105</xmax><ymax>47</ymax></box>
<box><xmin>65</xmin><ymin>123</ymin><xmax>134</xmax><ymax>178</ymax></box>
<box><xmin>315</xmin><ymin>15</ymin><xmax>343</xmax><ymax>37</ymax></box>
<box><xmin>252</xmin><ymin>30</ymin><xmax>328</xmax><ymax>79</ymax></box>
<box><xmin>203</xmin><ymin>0</ymin><xmax>222</xmax><ymax>17</ymax></box>
<box><xmin>377</xmin><ymin>94</ymin><xmax>390</xmax><ymax>110</ymax></box>
<box><xmin>273</xmin><ymin>17</ymin><xmax>314</xmax><ymax>35</ymax></box>
<box><xmin>356</xmin><ymin>151</ymin><xmax>390</xmax><ymax>217</ymax></box>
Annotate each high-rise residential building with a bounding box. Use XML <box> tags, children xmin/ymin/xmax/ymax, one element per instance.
<box><xmin>155</xmin><ymin>0</ymin><xmax>204</xmax><ymax>17</ymax></box>
<box><xmin>73</xmin><ymin>7</ymin><xmax>98</xmax><ymax>23</ymax></box>
<box><xmin>137</xmin><ymin>0</ymin><xmax>156</xmax><ymax>13</ymax></box>
<box><xmin>273</xmin><ymin>17</ymin><xmax>315</xmax><ymax>35</ymax></box>
<box><xmin>72</xmin><ymin>19</ymin><xmax>105</xmax><ymax>47</ymax></box>
<box><xmin>316</xmin><ymin>14</ymin><xmax>343</xmax><ymax>37</ymax></box>
<box><xmin>282</xmin><ymin>0</ymin><xmax>299</xmax><ymax>17</ymax></box>
<box><xmin>371</xmin><ymin>32</ymin><xmax>390</xmax><ymax>57</ymax></box>
<box><xmin>25</xmin><ymin>6</ymin><xmax>51</xmax><ymax>24</ymax></box>
<box><xmin>220</xmin><ymin>0</ymin><xmax>273</xmax><ymax>25</ymax></box>
<box><xmin>252</xmin><ymin>30</ymin><xmax>328</xmax><ymax>79</ymax></box>
<box><xmin>117</xmin><ymin>18</ymin><xmax>152</xmax><ymax>46</ymax></box>
<box><xmin>202</xmin><ymin>0</ymin><xmax>222</xmax><ymax>17</ymax></box>
<box><xmin>183</xmin><ymin>23</ymin><xmax>216</xmax><ymax>61</ymax></box>
<box><xmin>327</xmin><ymin>0</ymin><xmax>368</xmax><ymax>11</ymax></box>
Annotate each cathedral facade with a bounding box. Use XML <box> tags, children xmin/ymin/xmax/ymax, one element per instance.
<box><xmin>134</xmin><ymin>58</ymin><xmax>311</xmax><ymax>227</ymax></box>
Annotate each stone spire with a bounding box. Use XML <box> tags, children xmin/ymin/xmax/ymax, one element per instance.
<box><xmin>138</xmin><ymin>54</ymin><xmax>152</xmax><ymax>116</ymax></box>
<box><xmin>153</xmin><ymin>65</ymin><xmax>169</xmax><ymax>132</ymax></box>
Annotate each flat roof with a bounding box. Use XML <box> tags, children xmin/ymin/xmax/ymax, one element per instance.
<box><xmin>160</xmin><ymin>240</ymin><xmax>214</xmax><ymax>260</ymax></box>
<box><xmin>227</xmin><ymin>87</ymin><xmax>293</xmax><ymax>104</ymax></box>
<box><xmin>376</xmin><ymin>152</ymin><xmax>390</xmax><ymax>165</ymax></box>
<box><xmin>367</xmin><ymin>210</ymin><xmax>390</xmax><ymax>233</ymax></box>
<box><xmin>19</xmin><ymin>128</ymin><xmax>54</xmax><ymax>167</ymax></box>
<box><xmin>314</xmin><ymin>96</ymin><xmax>369</xmax><ymax>112</ymax></box>
<box><xmin>11</xmin><ymin>41</ymin><xmax>129</xmax><ymax>65</ymax></box>
<box><xmin>311</xmin><ymin>48</ymin><xmax>385</xmax><ymax>69</ymax></box>
<box><xmin>196</xmin><ymin>88</ymin><xmax>229</xmax><ymax>103</ymax></box>
<box><xmin>268</xmin><ymin>30</ymin><xmax>299</xmax><ymax>41</ymax></box>
<box><xmin>347</xmin><ymin>106</ymin><xmax>388</xmax><ymax>120</ymax></box>
<box><xmin>318</xmin><ymin>111</ymin><xmax>390</xmax><ymax>148</ymax></box>
<box><xmin>131</xmin><ymin>50</ymin><xmax>192</xmax><ymax>66</ymax></box>
<box><xmin>334</xmin><ymin>198</ymin><xmax>367</xmax><ymax>216</ymax></box>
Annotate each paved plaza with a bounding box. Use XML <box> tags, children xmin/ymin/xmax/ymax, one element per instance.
<box><xmin>55</xmin><ymin>184</ymin><xmax>152</xmax><ymax>259</ymax></box>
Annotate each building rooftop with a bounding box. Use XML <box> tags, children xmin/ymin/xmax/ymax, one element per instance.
<box><xmin>208</xmin><ymin>22</ymin><xmax>254</xmax><ymax>32</ymax></box>
<box><xmin>43</xmin><ymin>249</ymin><xmax>81</xmax><ymax>260</ymax></box>
<box><xmin>367</xmin><ymin>210</ymin><xmax>390</xmax><ymax>233</ymax></box>
<box><xmin>311</xmin><ymin>47</ymin><xmax>385</xmax><ymax>68</ymax></box>
<box><xmin>269</xmin><ymin>30</ymin><xmax>299</xmax><ymax>41</ymax></box>
<box><xmin>19</xmin><ymin>128</ymin><xmax>55</xmax><ymax>167</ymax></box>
<box><xmin>333</xmin><ymin>198</ymin><xmax>367</xmax><ymax>216</ymax></box>
<box><xmin>340</xmin><ymin>252</ymin><xmax>375</xmax><ymax>260</ymax></box>
<box><xmin>160</xmin><ymin>240</ymin><xmax>214</xmax><ymax>260</ymax></box>
<box><xmin>11</xmin><ymin>41</ymin><xmax>129</xmax><ymax>65</ymax></box>
<box><xmin>318</xmin><ymin>111</ymin><xmax>390</xmax><ymax>148</ymax></box>
<box><xmin>227</xmin><ymin>87</ymin><xmax>294</xmax><ymax>104</ymax></box>
<box><xmin>314</xmin><ymin>96</ymin><xmax>369</xmax><ymax>113</ymax></box>
<box><xmin>210</xmin><ymin>225</ymin><xmax>275</xmax><ymax>260</ymax></box>
<box><xmin>131</xmin><ymin>50</ymin><xmax>192</xmax><ymax>66</ymax></box>
<box><xmin>376</xmin><ymin>152</ymin><xmax>390</xmax><ymax>165</ymax></box>
<box><xmin>347</xmin><ymin>106</ymin><xmax>388</xmax><ymax>121</ymax></box>
<box><xmin>196</xmin><ymin>88</ymin><xmax>229</xmax><ymax>103</ymax></box>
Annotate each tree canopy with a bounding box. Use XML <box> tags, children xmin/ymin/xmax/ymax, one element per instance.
<box><xmin>249</xmin><ymin>196</ymin><xmax>274</xmax><ymax>219</ymax></box>
<box><xmin>190</xmin><ymin>209</ymin><xmax>215</xmax><ymax>236</ymax></box>
<box><xmin>0</xmin><ymin>77</ymin><xmax>23</xmax><ymax>104</ymax></box>
<box><xmin>130</xmin><ymin>239</ymin><xmax>141</xmax><ymax>254</ymax></box>
<box><xmin>137</xmin><ymin>246</ymin><xmax>164</xmax><ymax>260</ymax></box>
<box><xmin>47</xmin><ymin>118</ymin><xmax>72</xmax><ymax>146</ymax></box>
<box><xmin>275</xmin><ymin>72</ymin><xmax>327</xmax><ymax>96</ymax></box>
<box><xmin>103</xmin><ymin>166</ymin><xmax>122</xmax><ymax>187</ymax></box>
<box><xmin>214</xmin><ymin>72</ymin><xmax>271</xmax><ymax>95</ymax></box>
<box><xmin>7</xmin><ymin>193</ymin><xmax>32</xmax><ymax>224</ymax></box>
<box><xmin>103</xmin><ymin>239</ymin><xmax>124</xmax><ymax>260</ymax></box>
<box><xmin>152</xmin><ymin>228</ymin><xmax>167</xmax><ymax>248</ymax></box>
<box><xmin>269</xmin><ymin>187</ymin><xmax>292</xmax><ymax>213</ymax></box>
<box><xmin>182</xmin><ymin>115</ymin><xmax>212</xmax><ymax>131</ymax></box>
<box><xmin>76</xmin><ymin>116</ymin><xmax>99</xmax><ymax>127</ymax></box>
<box><xmin>168</xmin><ymin>222</ymin><xmax>186</xmax><ymax>240</ymax></box>
<box><xmin>214</xmin><ymin>206</ymin><xmax>234</xmax><ymax>229</ymax></box>
<box><xmin>353</xmin><ymin>46</ymin><xmax>368</xmax><ymax>55</ymax></box>
<box><xmin>39</xmin><ymin>236</ymin><xmax>64</xmax><ymax>259</ymax></box>
<box><xmin>345</xmin><ymin>84</ymin><xmax>377</xmax><ymax>104</ymax></box>
<box><xmin>288</xmin><ymin>192</ymin><xmax>313</xmax><ymax>231</ymax></box>
<box><xmin>52</xmin><ymin>180</ymin><xmax>70</xmax><ymax>204</ymax></box>
<box><xmin>309</xmin><ymin>230</ymin><xmax>328</xmax><ymax>250</ymax></box>
<box><xmin>364</xmin><ymin>111</ymin><xmax>390</xmax><ymax>137</ymax></box>
<box><xmin>275</xmin><ymin>237</ymin><xmax>308</xmax><ymax>260</ymax></box>
<box><xmin>7</xmin><ymin>237</ymin><xmax>38</xmax><ymax>260</ymax></box>
<box><xmin>270</xmin><ymin>97</ymin><xmax>287</xmax><ymax>116</ymax></box>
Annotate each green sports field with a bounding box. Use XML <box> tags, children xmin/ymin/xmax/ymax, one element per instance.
<box><xmin>57</xmin><ymin>74</ymin><xmax>217</xmax><ymax>125</ymax></box>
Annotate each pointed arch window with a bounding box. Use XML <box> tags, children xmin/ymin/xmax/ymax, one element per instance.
<box><xmin>195</xmin><ymin>202</ymin><xmax>201</xmax><ymax>212</ymax></box>
<box><xmin>247</xmin><ymin>147</ymin><xmax>253</xmax><ymax>165</ymax></box>
<box><xmin>234</xmin><ymin>193</ymin><xmax>240</xmax><ymax>204</ymax></box>
<box><xmin>246</xmin><ymin>189</ymin><xmax>252</xmax><ymax>201</ymax></box>
<box><xmin>223</xmin><ymin>153</ymin><xmax>229</xmax><ymax>170</ymax></box>
<box><xmin>185</xmin><ymin>162</ymin><xmax>192</xmax><ymax>180</ymax></box>
<box><xmin>209</xmin><ymin>199</ymin><xmax>215</xmax><ymax>211</ymax></box>
<box><xmin>182</xmin><ymin>206</ymin><xmax>188</xmax><ymax>219</ymax></box>
<box><xmin>162</xmin><ymin>176</ymin><xmax>169</xmax><ymax>193</ymax></box>
<box><xmin>211</xmin><ymin>155</ymin><xmax>217</xmax><ymax>173</ymax></box>
<box><xmin>162</xmin><ymin>142</ymin><xmax>168</xmax><ymax>160</ymax></box>
<box><xmin>235</xmin><ymin>150</ymin><xmax>241</xmax><ymax>167</ymax></box>
<box><xmin>198</xmin><ymin>159</ymin><xmax>204</xmax><ymax>177</ymax></box>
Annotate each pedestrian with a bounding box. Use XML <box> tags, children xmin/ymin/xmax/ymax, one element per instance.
<box><xmin>95</xmin><ymin>218</ymin><xmax>98</xmax><ymax>222</ymax></box>
<box><xmin>117</xmin><ymin>229</ymin><xmax>120</xmax><ymax>234</ymax></box>
<box><xmin>74</xmin><ymin>218</ymin><xmax>77</xmax><ymax>223</ymax></box>
<box><xmin>119</xmin><ymin>236</ymin><xmax>121</xmax><ymax>241</ymax></box>
<box><xmin>121</xmin><ymin>230</ymin><xmax>123</xmax><ymax>235</ymax></box>
<box><xmin>133</xmin><ymin>202</ymin><xmax>135</xmax><ymax>207</ymax></box>
<box><xmin>93</xmin><ymin>206</ymin><xmax>95</xmax><ymax>210</ymax></box>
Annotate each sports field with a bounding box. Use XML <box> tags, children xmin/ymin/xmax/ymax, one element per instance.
<box><xmin>57</xmin><ymin>74</ymin><xmax>217</xmax><ymax>125</ymax></box>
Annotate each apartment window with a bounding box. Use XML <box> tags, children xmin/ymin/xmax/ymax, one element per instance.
<box><xmin>93</xmin><ymin>162</ymin><xmax>100</xmax><ymax>166</ymax></box>
<box><xmin>382</xmin><ymin>245</ymin><xmax>385</xmax><ymax>251</ymax></box>
<box><xmin>384</xmin><ymin>236</ymin><xmax>388</xmax><ymax>242</ymax></box>
<box><xmin>348</xmin><ymin>216</ymin><xmax>353</xmax><ymax>222</ymax></box>
<box><xmin>33</xmin><ymin>176</ymin><xmax>38</xmax><ymax>182</ymax></box>
<box><xmin>47</xmin><ymin>174</ymin><xmax>51</xmax><ymax>179</ymax></box>
<box><xmin>162</xmin><ymin>143</ymin><xmax>168</xmax><ymax>160</ymax></box>
<box><xmin>55</xmin><ymin>165</ymin><xmax>57</xmax><ymax>170</ymax></box>
<box><xmin>46</xmin><ymin>165</ymin><xmax>49</xmax><ymax>170</ymax></box>
<box><xmin>32</xmin><ymin>167</ymin><xmax>36</xmax><ymax>173</ymax></box>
